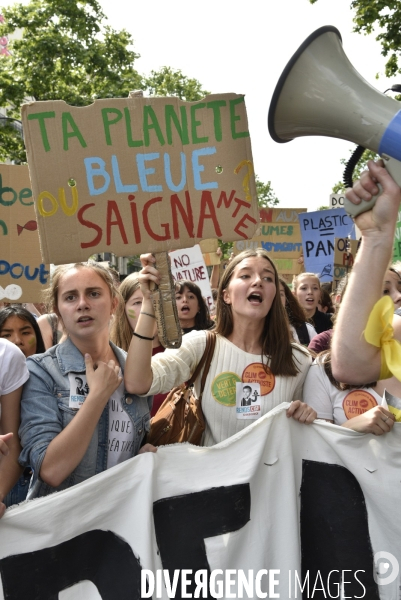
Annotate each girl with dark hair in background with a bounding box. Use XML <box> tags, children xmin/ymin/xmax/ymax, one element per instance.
<box><xmin>0</xmin><ymin>305</ymin><xmax>46</xmax><ymax>357</ymax></box>
<box><xmin>175</xmin><ymin>280</ymin><xmax>214</xmax><ymax>333</ymax></box>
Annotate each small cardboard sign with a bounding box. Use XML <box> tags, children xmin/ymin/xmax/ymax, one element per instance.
<box><xmin>22</xmin><ymin>94</ymin><xmax>259</xmax><ymax>265</ymax></box>
<box><xmin>333</xmin><ymin>237</ymin><xmax>359</xmax><ymax>289</ymax></box>
<box><xmin>330</xmin><ymin>193</ymin><xmax>345</xmax><ymax>209</ymax></box>
<box><xmin>203</xmin><ymin>251</ymin><xmax>221</xmax><ymax>267</ymax></box>
<box><xmin>169</xmin><ymin>244</ymin><xmax>213</xmax><ymax>310</ymax></box>
<box><xmin>199</xmin><ymin>238</ymin><xmax>220</xmax><ymax>266</ymax></box>
<box><xmin>0</xmin><ymin>164</ymin><xmax>50</xmax><ymax>302</ymax></box>
<box><xmin>233</xmin><ymin>208</ymin><xmax>306</xmax><ymax>274</ymax></box>
<box><xmin>299</xmin><ymin>208</ymin><xmax>356</xmax><ymax>281</ymax></box>
<box><xmin>199</xmin><ymin>239</ymin><xmax>218</xmax><ymax>254</ymax></box>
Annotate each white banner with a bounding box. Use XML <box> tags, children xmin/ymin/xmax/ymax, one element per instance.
<box><xmin>0</xmin><ymin>404</ymin><xmax>399</xmax><ymax>599</ymax></box>
<box><xmin>170</xmin><ymin>244</ymin><xmax>213</xmax><ymax>311</ymax></box>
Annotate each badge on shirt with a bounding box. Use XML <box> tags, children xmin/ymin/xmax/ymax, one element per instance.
<box><xmin>242</xmin><ymin>363</ymin><xmax>275</xmax><ymax>395</ymax></box>
<box><xmin>342</xmin><ymin>389</ymin><xmax>377</xmax><ymax>420</ymax></box>
<box><xmin>236</xmin><ymin>382</ymin><xmax>261</xmax><ymax>419</ymax></box>
<box><xmin>68</xmin><ymin>372</ymin><xmax>90</xmax><ymax>409</ymax></box>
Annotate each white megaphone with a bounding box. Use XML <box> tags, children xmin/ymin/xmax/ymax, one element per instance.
<box><xmin>268</xmin><ymin>25</ymin><xmax>401</xmax><ymax>217</ymax></box>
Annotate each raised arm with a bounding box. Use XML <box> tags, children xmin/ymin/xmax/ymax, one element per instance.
<box><xmin>332</xmin><ymin>161</ymin><xmax>401</xmax><ymax>384</ymax></box>
<box><xmin>125</xmin><ymin>254</ymin><xmax>160</xmax><ymax>394</ymax></box>
<box><xmin>209</xmin><ymin>247</ymin><xmax>222</xmax><ymax>290</ymax></box>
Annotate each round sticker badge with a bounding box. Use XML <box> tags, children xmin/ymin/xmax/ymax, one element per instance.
<box><xmin>242</xmin><ymin>363</ymin><xmax>275</xmax><ymax>395</ymax></box>
<box><xmin>211</xmin><ymin>372</ymin><xmax>241</xmax><ymax>406</ymax></box>
<box><xmin>342</xmin><ymin>390</ymin><xmax>378</xmax><ymax>419</ymax></box>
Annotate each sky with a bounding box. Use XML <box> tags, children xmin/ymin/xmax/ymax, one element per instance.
<box><xmin>97</xmin><ymin>0</ymin><xmax>399</xmax><ymax>211</ymax></box>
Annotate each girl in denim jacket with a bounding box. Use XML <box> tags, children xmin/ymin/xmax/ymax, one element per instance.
<box><xmin>19</xmin><ymin>261</ymin><xmax>155</xmax><ymax>498</ymax></box>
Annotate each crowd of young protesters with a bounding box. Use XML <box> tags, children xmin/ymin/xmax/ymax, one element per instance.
<box><xmin>0</xmin><ymin>159</ymin><xmax>399</xmax><ymax>515</ymax></box>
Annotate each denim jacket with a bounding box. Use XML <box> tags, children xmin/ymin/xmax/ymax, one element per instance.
<box><xmin>19</xmin><ymin>338</ymin><xmax>152</xmax><ymax>498</ymax></box>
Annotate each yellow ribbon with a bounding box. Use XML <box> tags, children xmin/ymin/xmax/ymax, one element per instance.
<box><xmin>364</xmin><ymin>296</ymin><xmax>401</xmax><ymax>381</ymax></box>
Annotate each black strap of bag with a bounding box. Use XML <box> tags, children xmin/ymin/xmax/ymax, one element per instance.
<box><xmin>295</xmin><ymin>322</ymin><xmax>310</xmax><ymax>346</ymax></box>
<box><xmin>186</xmin><ymin>330</ymin><xmax>216</xmax><ymax>398</ymax></box>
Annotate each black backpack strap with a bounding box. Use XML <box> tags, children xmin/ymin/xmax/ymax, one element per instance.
<box><xmin>295</xmin><ymin>322</ymin><xmax>310</xmax><ymax>346</ymax></box>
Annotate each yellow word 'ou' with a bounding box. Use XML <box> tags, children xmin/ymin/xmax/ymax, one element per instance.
<box><xmin>37</xmin><ymin>184</ymin><xmax>78</xmax><ymax>218</ymax></box>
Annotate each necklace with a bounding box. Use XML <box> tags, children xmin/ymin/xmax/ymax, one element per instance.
<box><xmin>93</xmin><ymin>345</ymin><xmax>114</xmax><ymax>368</ymax></box>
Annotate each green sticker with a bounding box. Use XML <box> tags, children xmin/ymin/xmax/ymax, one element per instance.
<box><xmin>211</xmin><ymin>372</ymin><xmax>241</xmax><ymax>406</ymax></box>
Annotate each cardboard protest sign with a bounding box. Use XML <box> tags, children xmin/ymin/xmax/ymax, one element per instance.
<box><xmin>21</xmin><ymin>94</ymin><xmax>259</xmax><ymax>265</ymax></box>
<box><xmin>170</xmin><ymin>244</ymin><xmax>213</xmax><ymax>310</ymax></box>
<box><xmin>1</xmin><ymin>405</ymin><xmax>399</xmax><ymax>599</ymax></box>
<box><xmin>272</xmin><ymin>257</ymin><xmax>302</xmax><ymax>276</ymax></box>
<box><xmin>233</xmin><ymin>208</ymin><xmax>306</xmax><ymax>275</ymax></box>
<box><xmin>199</xmin><ymin>238</ymin><xmax>220</xmax><ymax>266</ymax></box>
<box><xmin>333</xmin><ymin>237</ymin><xmax>359</xmax><ymax>289</ymax></box>
<box><xmin>299</xmin><ymin>208</ymin><xmax>355</xmax><ymax>282</ymax></box>
<box><xmin>202</xmin><ymin>251</ymin><xmax>220</xmax><ymax>267</ymax></box>
<box><xmin>0</xmin><ymin>164</ymin><xmax>50</xmax><ymax>302</ymax></box>
<box><xmin>330</xmin><ymin>193</ymin><xmax>345</xmax><ymax>209</ymax></box>
<box><xmin>199</xmin><ymin>239</ymin><xmax>218</xmax><ymax>254</ymax></box>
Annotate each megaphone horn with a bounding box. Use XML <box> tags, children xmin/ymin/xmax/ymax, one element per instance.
<box><xmin>268</xmin><ymin>26</ymin><xmax>401</xmax><ymax>216</ymax></box>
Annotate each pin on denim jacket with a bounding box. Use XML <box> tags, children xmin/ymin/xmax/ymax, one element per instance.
<box><xmin>19</xmin><ymin>337</ymin><xmax>152</xmax><ymax>499</ymax></box>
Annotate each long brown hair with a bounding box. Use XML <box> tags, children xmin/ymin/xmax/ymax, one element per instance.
<box><xmin>110</xmin><ymin>273</ymin><xmax>140</xmax><ymax>351</ymax></box>
<box><xmin>215</xmin><ymin>249</ymin><xmax>305</xmax><ymax>376</ymax></box>
<box><xmin>279</xmin><ymin>277</ymin><xmax>309</xmax><ymax>328</ymax></box>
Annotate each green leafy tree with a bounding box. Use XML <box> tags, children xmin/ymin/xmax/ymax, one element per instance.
<box><xmin>0</xmin><ymin>0</ymin><xmax>143</xmax><ymax>162</ymax></box>
<box><xmin>144</xmin><ymin>66</ymin><xmax>209</xmax><ymax>101</ymax></box>
<box><xmin>255</xmin><ymin>176</ymin><xmax>279</xmax><ymax>208</ymax></box>
<box><xmin>309</xmin><ymin>0</ymin><xmax>401</xmax><ymax>77</ymax></box>
<box><xmin>0</xmin><ymin>0</ymin><xmax>210</xmax><ymax>163</ymax></box>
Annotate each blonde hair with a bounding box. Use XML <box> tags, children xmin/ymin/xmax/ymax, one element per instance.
<box><xmin>110</xmin><ymin>273</ymin><xmax>141</xmax><ymax>351</ymax></box>
<box><xmin>215</xmin><ymin>248</ymin><xmax>303</xmax><ymax>376</ymax></box>
<box><xmin>292</xmin><ymin>272</ymin><xmax>321</xmax><ymax>292</ymax></box>
<box><xmin>43</xmin><ymin>261</ymin><xmax>121</xmax><ymax>323</ymax></box>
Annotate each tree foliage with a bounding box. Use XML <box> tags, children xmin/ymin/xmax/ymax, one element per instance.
<box><xmin>309</xmin><ymin>0</ymin><xmax>401</xmax><ymax>77</ymax></box>
<box><xmin>255</xmin><ymin>176</ymin><xmax>279</xmax><ymax>208</ymax></box>
<box><xmin>144</xmin><ymin>66</ymin><xmax>209</xmax><ymax>102</ymax></box>
<box><xmin>0</xmin><ymin>0</ymin><xmax>209</xmax><ymax>163</ymax></box>
<box><xmin>331</xmin><ymin>148</ymin><xmax>378</xmax><ymax>193</ymax></box>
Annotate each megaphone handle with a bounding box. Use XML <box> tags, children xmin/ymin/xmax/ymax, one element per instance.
<box><xmin>344</xmin><ymin>156</ymin><xmax>401</xmax><ymax>218</ymax></box>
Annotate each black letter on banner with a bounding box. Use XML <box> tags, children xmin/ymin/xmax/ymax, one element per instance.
<box><xmin>300</xmin><ymin>460</ymin><xmax>379</xmax><ymax>599</ymax></box>
<box><xmin>154</xmin><ymin>484</ymin><xmax>250</xmax><ymax>599</ymax></box>
<box><xmin>0</xmin><ymin>529</ymin><xmax>142</xmax><ymax>600</ymax></box>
